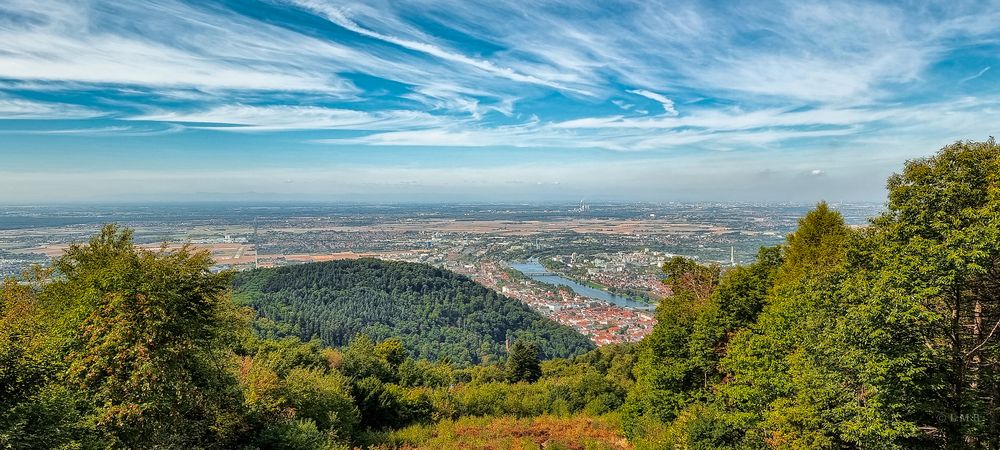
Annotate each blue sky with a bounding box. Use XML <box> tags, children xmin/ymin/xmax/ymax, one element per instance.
<box><xmin>1</xmin><ymin>0</ymin><xmax>998</xmax><ymax>203</ymax></box>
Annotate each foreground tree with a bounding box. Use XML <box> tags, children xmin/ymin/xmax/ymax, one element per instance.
<box><xmin>719</xmin><ymin>203</ymin><xmax>857</xmax><ymax>447</ymax></box>
<box><xmin>56</xmin><ymin>225</ymin><xmax>242</xmax><ymax>448</ymax></box>
<box><xmin>624</xmin><ymin>248</ymin><xmax>780</xmax><ymax>439</ymax></box>
<box><xmin>0</xmin><ymin>270</ymin><xmax>95</xmax><ymax>448</ymax></box>
<box><xmin>670</xmin><ymin>140</ymin><xmax>1000</xmax><ymax>449</ymax></box>
<box><xmin>622</xmin><ymin>257</ymin><xmax>720</xmax><ymax>426</ymax></box>
<box><xmin>507</xmin><ymin>339</ymin><xmax>542</xmax><ymax>383</ymax></box>
<box><xmin>865</xmin><ymin>138</ymin><xmax>1000</xmax><ymax>447</ymax></box>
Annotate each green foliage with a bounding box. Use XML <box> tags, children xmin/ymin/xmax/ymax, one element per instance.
<box><xmin>1</xmin><ymin>225</ymin><xmax>635</xmax><ymax>449</ymax></box>
<box><xmin>52</xmin><ymin>225</ymin><xmax>242</xmax><ymax>448</ymax></box>
<box><xmin>236</xmin><ymin>334</ymin><xmax>362</xmax><ymax>448</ymax></box>
<box><xmin>774</xmin><ymin>201</ymin><xmax>852</xmax><ymax>286</ymax></box>
<box><xmin>230</xmin><ymin>305</ymin><xmax>635</xmax><ymax>441</ymax></box>
<box><xmin>717</xmin><ymin>203</ymin><xmax>855</xmax><ymax>447</ymax></box>
<box><xmin>340</xmin><ymin>335</ymin><xmax>395</xmax><ymax>383</ymax></box>
<box><xmin>506</xmin><ymin>339</ymin><xmax>543</xmax><ymax>383</ymax></box>
<box><xmin>859</xmin><ymin>138</ymin><xmax>1000</xmax><ymax>448</ymax></box>
<box><xmin>657</xmin><ymin>403</ymin><xmax>743</xmax><ymax>450</ymax></box>
<box><xmin>283</xmin><ymin>368</ymin><xmax>360</xmax><ymax>442</ymax></box>
<box><xmin>350</xmin><ymin>377</ymin><xmax>432</xmax><ymax>430</ymax></box>
<box><xmin>713</xmin><ymin>246</ymin><xmax>782</xmax><ymax>329</ymax></box>
<box><xmin>375</xmin><ymin>337</ymin><xmax>407</xmax><ymax>369</ymax></box>
<box><xmin>398</xmin><ymin>359</ymin><xmax>458</xmax><ymax>388</ymax></box>
<box><xmin>256</xmin><ymin>418</ymin><xmax>338</xmax><ymax>450</ymax></box>
<box><xmin>662</xmin><ymin>256</ymin><xmax>720</xmax><ymax>303</ymax></box>
<box><xmin>0</xmin><ymin>227</ymin><xmax>366</xmax><ymax>448</ymax></box>
<box><xmin>233</xmin><ymin>259</ymin><xmax>594</xmax><ymax>364</ymax></box>
<box><xmin>443</xmin><ymin>372</ymin><xmax>626</xmax><ymax>419</ymax></box>
<box><xmin>0</xmin><ymin>276</ymin><xmax>95</xmax><ymax>448</ymax></box>
<box><xmin>627</xmin><ymin>139</ymin><xmax>1000</xmax><ymax>449</ymax></box>
<box><xmin>624</xmin><ymin>202</ymin><xmax>858</xmax><ymax>447</ymax></box>
<box><xmin>0</xmin><ymin>275</ymin><xmax>83</xmax><ymax>449</ymax></box>
<box><xmin>623</xmin><ymin>250</ymin><xmax>779</xmax><ymax>432</ymax></box>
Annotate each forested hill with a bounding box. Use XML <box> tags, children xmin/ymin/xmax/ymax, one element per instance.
<box><xmin>232</xmin><ymin>259</ymin><xmax>594</xmax><ymax>364</ymax></box>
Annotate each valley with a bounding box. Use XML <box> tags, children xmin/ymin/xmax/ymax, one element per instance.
<box><xmin>0</xmin><ymin>202</ymin><xmax>880</xmax><ymax>345</ymax></box>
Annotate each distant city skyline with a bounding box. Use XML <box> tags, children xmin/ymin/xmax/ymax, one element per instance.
<box><xmin>1</xmin><ymin>0</ymin><xmax>998</xmax><ymax>202</ymax></box>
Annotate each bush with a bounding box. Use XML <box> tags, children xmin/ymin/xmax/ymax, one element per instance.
<box><xmin>283</xmin><ymin>368</ymin><xmax>360</xmax><ymax>443</ymax></box>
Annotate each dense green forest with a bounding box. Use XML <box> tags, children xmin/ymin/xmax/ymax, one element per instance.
<box><xmin>233</xmin><ymin>259</ymin><xmax>594</xmax><ymax>364</ymax></box>
<box><xmin>2</xmin><ymin>138</ymin><xmax>1000</xmax><ymax>449</ymax></box>
<box><xmin>623</xmin><ymin>139</ymin><xmax>1000</xmax><ymax>449</ymax></box>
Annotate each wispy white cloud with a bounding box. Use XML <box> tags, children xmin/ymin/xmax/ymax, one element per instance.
<box><xmin>315</xmin><ymin>120</ymin><xmax>606</xmax><ymax>149</ymax></box>
<box><xmin>551</xmin><ymin>105</ymin><xmax>895</xmax><ymax>131</ymax></box>
<box><xmin>131</xmin><ymin>105</ymin><xmax>444</xmax><ymax>131</ymax></box>
<box><xmin>0</xmin><ymin>95</ymin><xmax>100</xmax><ymax>119</ymax></box>
<box><xmin>400</xmin><ymin>84</ymin><xmax>516</xmax><ymax>120</ymax></box>
<box><xmin>2</xmin><ymin>0</ymin><xmax>1000</xmax><ymax>203</ymax></box>
<box><xmin>320</xmin><ymin>96</ymin><xmax>1000</xmax><ymax>152</ymax></box>
<box><xmin>627</xmin><ymin>89</ymin><xmax>678</xmax><ymax>116</ymax></box>
<box><xmin>960</xmin><ymin>66</ymin><xmax>991</xmax><ymax>84</ymax></box>
<box><xmin>0</xmin><ymin>1</ymin><xmax>363</xmax><ymax>94</ymax></box>
<box><xmin>611</xmin><ymin>100</ymin><xmax>633</xmax><ymax>111</ymax></box>
<box><xmin>287</xmin><ymin>0</ymin><xmax>593</xmax><ymax>96</ymax></box>
<box><xmin>367</xmin><ymin>0</ymin><xmax>999</xmax><ymax>105</ymax></box>
<box><xmin>0</xmin><ymin>124</ymin><xmax>184</xmax><ymax>136</ymax></box>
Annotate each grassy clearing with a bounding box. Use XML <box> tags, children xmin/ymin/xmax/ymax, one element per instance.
<box><xmin>364</xmin><ymin>415</ymin><xmax>632</xmax><ymax>450</ymax></box>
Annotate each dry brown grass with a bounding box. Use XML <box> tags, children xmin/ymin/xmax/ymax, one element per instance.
<box><xmin>367</xmin><ymin>415</ymin><xmax>632</xmax><ymax>450</ymax></box>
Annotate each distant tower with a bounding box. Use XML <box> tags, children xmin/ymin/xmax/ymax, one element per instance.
<box><xmin>730</xmin><ymin>246</ymin><xmax>736</xmax><ymax>266</ymax></box>
<box><xmin>253</xmin><ymin>217</ymin><xmax>260</xmax><ymax>269</ymax></box>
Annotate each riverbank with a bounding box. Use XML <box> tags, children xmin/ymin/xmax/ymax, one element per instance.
<box><xmin>537</xmin><ymin>257</ymin><xmax>666</xmax><ymax>304</ymax></box>
<box><xmin>508</xmin><ymin>260</ymin><xmax>656</xmax><ymax>311</ymax></box>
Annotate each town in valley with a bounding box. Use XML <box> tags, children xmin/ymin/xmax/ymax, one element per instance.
<box><xmin>0</xmin><ymin>201</ymin><xmax>880</xmax><ymax>345</ymax></box>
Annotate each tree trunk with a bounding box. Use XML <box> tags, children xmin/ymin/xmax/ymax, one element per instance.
<box><xmin>948</xmin><ymin>287</ymin><xmax>965</xmax><ymax>449</ymax></box>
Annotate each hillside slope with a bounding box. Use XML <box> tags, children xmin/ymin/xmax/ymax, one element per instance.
<box><xmin>233</xmin><ymin>259</ymin><xmax>594</xmax><ymax>364</ymax></box>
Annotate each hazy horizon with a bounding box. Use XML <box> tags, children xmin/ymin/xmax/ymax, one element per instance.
<box><xmin>0</xmin><ymin>198</ymin><xmax>887</xmax><ymax>207</ymax></box>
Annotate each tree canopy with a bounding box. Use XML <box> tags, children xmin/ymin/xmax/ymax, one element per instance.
<box><xmin>626</xmin><ymin>139</ymin><xmax>1000</xmax><ymax>449</ymax></box>
<box><xmin>233</xmin><ymin>259</ymin><xmax>594</xmax><ymax>364</ymax></box>
<box><xmin>506</xmin><ymin>339</ymin><xmax>543</xmax><ymax>383</ymax></box>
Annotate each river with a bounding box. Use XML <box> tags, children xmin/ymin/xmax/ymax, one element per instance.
<box><xmin>508</xmin><ymin>260</ymin><xmax>656</xmax><ymax>310</ymax></box>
